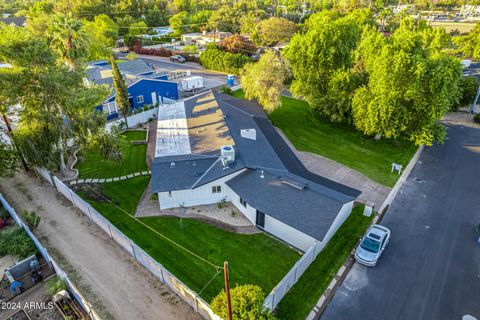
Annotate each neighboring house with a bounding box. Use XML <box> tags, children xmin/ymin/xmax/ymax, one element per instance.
<box><xmin>86</xmin><ymin>59</ymin><xmax>179</xmax><ymax>120</ymax></box>
<box><xmin>0</xmin><ymin>16</ymin><xmax>26</xmax><ymax>27</ymax></box>
<box><xmin>151</xmin><ymin>91</ymin><xmax>361</xmax><ymax>251</ymax></box>
<box><xmin>181</xmin><ymin>31</ymin><xmax>233</xmax><ymax>47</ymax></box>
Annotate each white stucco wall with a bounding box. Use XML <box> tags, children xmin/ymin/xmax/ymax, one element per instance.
<box><xmin>263</xmin><ymin>215</ymin><xmax>317</xmax><ymax>251</ymax></box>
<box><xmin>321</xmin><ymin>201</ymin><xmax>354</xmax><ymax>244</ymax></box>
<box><xmin>158</xmin><ymin>170</ymin><xmax>246</xmax><ymax>209</ymax></box>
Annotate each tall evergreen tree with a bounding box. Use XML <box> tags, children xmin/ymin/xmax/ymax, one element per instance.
<box><xmin>111</xmin><ymin>57</ymin><xmax>131</xmax><ymax>128</ymax></box>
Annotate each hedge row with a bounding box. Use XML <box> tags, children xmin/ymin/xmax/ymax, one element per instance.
<box><xmin>132</xmin><ymin>44</ymin><xmax>174</xmax><ymax>57</ymax></box>
<box><xmin>199</xmin><ymin>44</ymin><xmax>251</xmax><ymax>75</ymax></box>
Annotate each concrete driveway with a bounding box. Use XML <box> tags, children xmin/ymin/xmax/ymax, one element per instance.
<box><xmin>321</xmin><ymin>124</ymin><xmax>480</xmax><ymax>320</ymax></box>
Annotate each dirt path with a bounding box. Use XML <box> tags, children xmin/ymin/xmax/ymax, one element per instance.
<box><xmin>0</xmin><ymin>172</ymin><xmax>200</xmax><ymax>320</ymax></box>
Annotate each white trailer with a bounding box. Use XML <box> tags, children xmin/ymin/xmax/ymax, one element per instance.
<box><xmin>181</xmin><ymin>76</ymin><xmax>204</xmax><ymax>92</ymax></box>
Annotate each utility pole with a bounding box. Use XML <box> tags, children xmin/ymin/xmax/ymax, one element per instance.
<box><xmin>224</xmin><ymin>261</ymin><xmax>232</xmax><ymax>320</ymax></box>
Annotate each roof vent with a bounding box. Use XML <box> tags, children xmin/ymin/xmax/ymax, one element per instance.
<box><xmin>170</xmin><ymin>162</ymin><xmax>176</xmax><ymax>168</ymax></box>
<box><xmin>241</xmin><ymin>129</ymin><xmax>256</xmax><ymax>140</ymax></box>
<box><xmin>221</xmin><ymin>145</ymin><xmax>235</xmax><ymax>166</ymax></box>
<box><xmin>260</xmin><ymin>170</ymin><xmax>264</xmax><ymax>179</ymax></box>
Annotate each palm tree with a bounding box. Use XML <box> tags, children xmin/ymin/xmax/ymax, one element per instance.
<box><xmin>48</xmin><ymin>13</ymin><xmax>88</xmax><ymax>70</ymax></box>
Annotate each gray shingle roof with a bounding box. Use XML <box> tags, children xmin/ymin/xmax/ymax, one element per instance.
<box><xmin>0</xmin><ymin>16</ymin><xmax>26</xmax><ymax>27</ymax></box>
<box><xmin>226</xmin><ymin>169</ymin><xmax>346</xmax><ymax>240</ymax></box>
<box><xmin>151</xmin><ymin>91</ymin><xmax>361</xmax><ymax>240</ymax></box>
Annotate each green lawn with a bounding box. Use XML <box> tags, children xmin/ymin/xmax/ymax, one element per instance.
<box><xmin>79</xmin><ymin>177</ymin><xmax>300</xmax><ymax>302</ymax></box>
<box><xmin>75</xmin><ymin>131</ymin><xmax>148</xmax><ymax>179</ymax></box>
<box><xmin>232</xmin><ymin>90</ymin><xmax>417</xmax><ymax>187</ymax></box>
<box><xmin>275</xmin><ymin>205</ymin><xmax>374</xmax><ymax>319</ymax></box>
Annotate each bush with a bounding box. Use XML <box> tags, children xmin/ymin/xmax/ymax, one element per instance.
<box><xmin>0</xmin><ymin>226</ymin><xmax>37</xmax><ymax>260</ymax></box>
<box><xmin>199</xmin><ymin>44</ymin><xmax>250</xmax><ymax>75</ymax></box>
<box><xmin>47</xmin><ymin>275</ymin><xmax>67</xmax><ymax>295</ymax></box>
<box><xmin>73</xmin><ymin>184</ymin><xmax>111</xmax><ymax>203</ymax></box>
<box><xmin>474</xmin><ymin>113</ymin><xmax>480</xmax><ymax>124</ymax></box>
<box><xmin>221</xmin><ymin>86</ymin><xmax>233</xmax><ymax>95</ymax></box>
<box><xmin>132</xmin><ymin>43</ymin><xmax>173</xmax><ymax>57</ymax></box>
<box><xmin>23</xmin><ymin>210</ymin><xmax>41</xmax><ymax>230</ymax></box>
<box><xmin>211</xmin><ymin>284</ymin><xmax>275</xmax><ymax>320</ymax></box>
<box><xmin>452</xmin><ymin>76</ymin><xmax>479</xmax><ymax>111</ymax></box>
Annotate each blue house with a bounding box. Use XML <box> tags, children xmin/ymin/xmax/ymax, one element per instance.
<box><xmin>86</xmin><ymin>59</ymin><xmax>179</xmax><ymax>120</ymax></box>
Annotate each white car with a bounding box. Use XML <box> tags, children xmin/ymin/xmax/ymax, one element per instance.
<box><xmin>354</xmin><ymin>224</ymin><xmax>391</xmax><ymax>267</ymax></box>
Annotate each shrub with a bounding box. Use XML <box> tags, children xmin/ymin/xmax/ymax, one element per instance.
<box><xmin>0</xmin><ymin>226</ymin><xmax>37</xmax><ymax>259</ymax></box>
<box><xmin>452</xmin><ymin>75</ymin><xmax>478</xmax><ymax>111</ymax></box>
<box><xmin>474</xmin><ymin>113</ymin><xmax>480</xmax><ymax>124</ymax></box>
<box><xmin>219</xmin><ymin>35</ymin><xmax>256</xmax><ymax>55</ymax></box>
<box><xmin>73</xmin><ymin>184</ymin><xmax>111</xmax><ymax>203</ymax></box>
<box><xmin>211</xmin><ymin>284</ymin><xmax>275</xmax><ymax>320</ymax></box>
<box><xmin>47</xmin><ymin>275</ymin><xmax>67</xmax><ymax>295</ymax></box>
<box><xmin>132</xmin><ymin>43</ymin><xmax>173</xmax><ymax>57</ymax></box>
<box><xmin>23</xmin><ymin>210</ymin><xmax>41</xmax><ymax>230</ymax></box>
<box><xmin>150</xmin><ymin>193</ymin><xmax>158</xmax><ymax>201</ymax></box>
<box><xmin>199</xmin><ymin>44</ymin><xmax>250</xmax><ymax>75</ymax></box>
<box><xmin>220</xmin><ymin>86</ymin><xmax>233</xmax><ymax>95</ymax></box>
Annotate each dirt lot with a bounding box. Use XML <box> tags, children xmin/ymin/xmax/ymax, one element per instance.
<box><xmin>0</xmin><ymin>172</ymin><xmax>200</xmax><ymax>320</ymax></box>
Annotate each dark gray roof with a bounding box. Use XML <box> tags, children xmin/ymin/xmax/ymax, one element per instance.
<box><xmin>86</xmin><ymin>59</ymin><xmax>154</xmax><ymax>86</ymax></box>
<box><xmin>152</xmin><ymin>91</ymin><xmax>361</xmax><ymax>240</ymax></box>
<box><xmin>0</xmin><ymin>16</ymin><xmax>26</xmax><ymax>27</ymax></box>
<box><xmin>226</xmin><ymin>169</ymin><xmax>346</xmax><ymax>241</ymax></box>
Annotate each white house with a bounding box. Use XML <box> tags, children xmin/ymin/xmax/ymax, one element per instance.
<box><xmin>151</xmin><ymin>91</ymin><xmax>361</xmax><ymax>251</ymax></box>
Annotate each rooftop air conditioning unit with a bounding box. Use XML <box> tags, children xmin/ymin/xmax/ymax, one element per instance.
<box><xmin>221</xmin><ymin>145</ymin><xmax>235</xmax><ymax>166</ymax></box>
<box><xmin>241</xmin><ymin>129</ymin><xmax>256</xmax><ymax>140</ymax></box>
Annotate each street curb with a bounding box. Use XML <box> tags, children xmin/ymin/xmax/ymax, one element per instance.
<box><xmin>306</xmin><ymin>144</ymin><xmax>425</xmax><ymax>320</ymax></box>
<box><xmin>376</xmin><ymin>144</ymin><xmax>425</xmax><ymax>220</ymax></box>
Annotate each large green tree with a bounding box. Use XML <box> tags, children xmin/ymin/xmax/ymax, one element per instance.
<box><xmin>48</xmin><ymin>13</ymin><xmax>89</xmax><ymax>70</ymax></box>
<box><xmin>0</xmin><ymin>24</ymin><xmax>111</xmax><ymax>175</ymax></box>
<box><xmin>454</xmin><ymin>22</ymin><xmax>480</xmax><ymax>59</ymax></box>
<box><xmin>283</xmin><ymin>10</ymin><xmax>371</xmax><ymax>123</ymax></box>
<box><xmin>352</xmin><ymin>20</ymin><xmax>462</xmax><ymax>145</ymax></box>
<box><xmin>240</xmin><ymin>50</ymin><xmax>289</xmax><ymax>112</ymax></box>
<box><xmin>111</xmin><ymin>57</ymin><xmax>131</xmax><ymax>128</ymax></box>
<box><xmin>208</xmin><ymin>5</ymin><xmax>243</xmax><ymax>33</ymax></box>
<box><xmin>83</xmin><ymin>14</ymin><xmax>119</xmax><ymax>60</ymax></box>
<box><xmin>0</xmin><ymin>137</ymin><xmax>18</xmax><ymax>177</ymax></box>
<box><xmin>258</xmin><ymin>17</ymin><xmax>297</xmax><ymax>46</ymax></box>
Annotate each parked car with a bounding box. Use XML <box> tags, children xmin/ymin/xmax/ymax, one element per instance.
<box><xmin>170</xmin><ymin>55</ymin><xmax>186</xmax><ymax>63</ymax></box>
<box><xmin>354</xmin><ymin>224</ymin><xmax>390</xmax><ymax>267</ymax></box>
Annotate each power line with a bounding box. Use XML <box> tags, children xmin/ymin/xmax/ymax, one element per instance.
<box><xmin>80</xmin><ymin>182</ymin><xmax>223</xmax><ymax>271</ymax></box>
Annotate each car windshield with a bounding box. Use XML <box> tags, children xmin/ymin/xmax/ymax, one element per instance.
<box><xmin>360</xmin><ymin>237</ymin><xmax>381</xmax><ymax>253</ymax></box>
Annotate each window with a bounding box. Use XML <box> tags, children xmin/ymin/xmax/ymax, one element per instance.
<box><xmin>137</xmin><ymin>95</ymin><xmax>144</xmax><ymax>103</ymax></box>
<box><xmin>240</xmin><ymin>197</ymin><xmax>247</xmax><ymax>208</ymax></box>
<box><xmin>212</xmin><ymin>186</ymin><xmax>221</xmax><ymax>194</ymax></box>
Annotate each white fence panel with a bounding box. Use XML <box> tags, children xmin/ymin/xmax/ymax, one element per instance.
<box><xmin>132</xmin><ymin>244</ymin><xmax>165</xmax><ymax>280</ymax></box>
<box><xmin>109</xmin><ymin>225</ymin><xmax>134</xmax><ymax>255</ymax></box>
<box><xmin>54</xmin><ymin>177</ymin><xmax>74</xmax><ymax>203</ymax></box>
<box><xmin>88</xmin><ymin>207</ymin><xmax>112</xmax><ymax>236</ymax></box>
<box><xmin>295</xmin><ymin>246</ymin><xmax>316</xmax><ymax>278</ymax></box>
<box><xmin>105</xmin><ymin>107</ymin><xmax>158</xmax><ymax>132</ymax></box>
<box><xmin>35</xmin><ymin>167</ymin><xmax>54</xmax><ymax>186</ymax></box>
<box><xmin>163</xmin><ymin>270</ymin><xmax>198</xmax><ymax>310</ymax></box>
<box><xmin>197</xmin><ymin>297</ymin><xmax>222</xmax><ymax>320</ymax></box>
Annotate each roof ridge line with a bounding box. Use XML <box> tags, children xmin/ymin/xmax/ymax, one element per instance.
<box><xmin>190</xmin><ymin>157</ymin><xmax>221</xmax><ymax>189</ymax></box>
<box><xmin>216</xmin><ymin>96</ymin><xmax>255</xmax><ymax>117</ymax></box>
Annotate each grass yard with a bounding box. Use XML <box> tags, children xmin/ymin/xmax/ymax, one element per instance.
<box><xmin>275</xmin><ymin>205</ymin><xmax>374</xmax><ymax>319</ymax></box>
<box><xmin>429</xmin><ymin>21</ymin><xmax>476</xmax><ymax>34</ymax></box>
<box><xmin>79</xmin><ymin>177</ymin><xmax>300</xmax><ymax>302</ymax></box>
<box><xmin>232</xmin><ymin>90</ymin><xmax>417</xmax><ymax>187</ymax></box>
<box><xmin>75</xmin><ymin>130</ymin><xmax>148</xmax><ymax>179</ymax></box>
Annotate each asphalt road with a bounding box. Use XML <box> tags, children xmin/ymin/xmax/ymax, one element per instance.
<box><xmin>322</xmin><ymin>124</ymin><xmax>480</xmax><ymax>320</ymax></box>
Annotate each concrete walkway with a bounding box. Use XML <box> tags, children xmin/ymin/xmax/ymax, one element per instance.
<box><xmin>275</xmin><ymin>128</ymin><xmax>390</xmax><ymax>208</ymax></box>
<box><xmin>69</xmin><ymin>170</ymin><xmax>151</xmax><ymax>185</ymax></box>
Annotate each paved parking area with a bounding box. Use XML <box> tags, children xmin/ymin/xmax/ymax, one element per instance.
<box><xmin>321</xmin><ymin>125</ymin><xmax>480</xmax><ymax>320</ymax></box>
<box><xmin>138</xmin><ymin>55</ymin><xmax>239</xmax><ymax>98</ymax></box>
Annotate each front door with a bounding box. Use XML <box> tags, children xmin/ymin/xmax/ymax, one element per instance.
<box><xmin>151</xmin><ymin>92</ymin><xmax>157</xmax><ymax>105</ymax></box>
<box><xmin>256</xmin><ymin>210</ymin><xmax>265</xmax><ymax>228</ymax></box>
